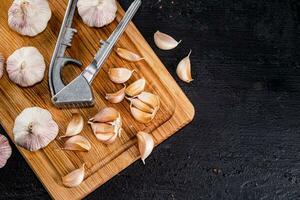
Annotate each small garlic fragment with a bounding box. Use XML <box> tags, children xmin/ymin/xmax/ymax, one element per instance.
<box><xmin>108</xmin><ymin>68</ymin><xmax>134</xmax><ymax>84</ymax></box>
<box><xmin>116</xmin><ymin>48</ymin><xmax>144</xmax><ymax>62</ymax></box>
<box><xmin>63</xmin><ymin>135</ymin><xmax>91</xmax><ymax>152</ymax></box>
<box><xmin>8</xmin><ymin>0</ymin><xmax>52</xmax><ymax>37</ymax></box>
<box><xmin>137</xmin><ymin>132</ymin><xmax>154</xmax><ymax>164</ymax></box>
<box><xmin>13</xmin><ymin>107</ymin><xmax>59</xmax><ymax>152</ymax></box>
<box><xmin>62</xmin><ymin>164</ymin><xmax>85</xmax><ymax>188</ymax></box>
<box><xmin>60</xmin><ymin>113</ymin><xmax>84</xmax><ymax>138</ymax></box>
<box><xmin>125</xmin><ymin>78</ymin><xmax>146</xmax><ymax>97</ymax></box>
<box><xmin>154</xmin><ymin>31</ymin><xmax>181</xmax><ymax>50</ymax></box>
<box><xmin>0</xmin><ymin>135</ymin><xmax>12</xmax><ymax>168</ymax></box>
<box><xmin>7</xmin><ymin>47</ymin><xmax>46</xmax><ymax>87</ymax></box>
<box><xmin>77</xmin><ymin>0</ymin><xmax>117</xmax><ymax>27</ymax></box>
<box><xmin>176</xmin><ymin>50</ymin><xmax>193</xmax><ymax>83</ymax></box>
<box><xmin>105</xmin><ymin>86</ymin><xmax>126</xmax><ymax>104</ymax></box>
<box><xmin>0</xmin><ymin>53</ymin><xmax>4</xmax><ymax>79</ymax></box>
<box><xmin>89</xmin><ymin>107</ymin><xmax>122</xmax><ymax>144</ymax></box>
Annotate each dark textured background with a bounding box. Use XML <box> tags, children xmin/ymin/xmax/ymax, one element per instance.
<box><xmin>1</xmin><ymin>0</ymin><xmax>300</xmax><ymax>199</ymax></box>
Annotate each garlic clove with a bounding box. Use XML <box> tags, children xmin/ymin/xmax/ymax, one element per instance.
<box><xmin>90</xmin><ymin>123</ymin><xmax>115</xmax><ymax>134</ymax></box>
<box><xmin>126</xmin><ymin>78</ymin><xmax>146</xmax><ymax>97</ymax></box>
<box><xmin>137</xmin><ymin>132</ymin><xmax>154</xmax><ymax>164</ymax></box>
<box><xmin>176</xmin><ymin>50</ymin><xmax>193</xmax><ymax>83</ymax></box>
<box><xmin>108</xmin><ymin>68</ymin><xmax>134</xmax><ymax>84</ymax></box>
<box><xmin>0</xmin><ymin>53</ymin><xmax>4</xmax><ymax>79</ymax></box>
<box><xmin>63</xmin><ymin>135</ymin><xmax>91</xmax><ymax>152</ymax></box>
<box><xmin>105</xmin><ymin>86</ymin><xmax>126</xmax><ymax>104</ymax></box>
<box><xmin>154</xmin><ymin>31</ymin><xmax>181</xmax><ymax>50</ymax></box>
<box><xmin>137</xmin><ymin>92</ymin><xmax>160</xmax><ymax>109</ymax></box>
<box><xmin>0</xmin><ymin>135</ymin><xmax>12</xmax><ymax>168</ymax></box>
<box><xmin>7</xmin><ymin>47</ymin><xmax>46</xmax><ymax>87</ymax></box>
<box><xmin>13</xmin><ymin>107</ymin><xmax>59</xmax><ymax>152</ymax></box>
<box><xmin>129</xmin><ymin>98</ymin><xmax>154</xmax><ymax>114</ymax></box>
<box><xmin>62</xmin><ymin>164</ymin><xmax>85</xmax><ymax>188</ymax></box>
<box><xmin>61</xmin><ymin>113</ymin><xmax>84</xmax><ymax>138</ymax></box>
<box><xmin>116</xmin><ymin>48</ymin><xmax>144</xmax><ymax>62</ymax></box>
<box><xmin>89</xmin><ymin>107</ymin><xmax>120</xmax><ymax>123</ymax></box>
<box><xmin>77</xmin><ymin>0</ymin><xmax>117</xmax><ymax>28</ymax></box>
<box><xmin>130</xmin><ymin>106</ymin><xmax>154</xmax><ymax>124</ymax></box>
<box><xmin>8</xmin><ymin>0</ymin><xmax>52</xmax><ymax>37</ymax></box>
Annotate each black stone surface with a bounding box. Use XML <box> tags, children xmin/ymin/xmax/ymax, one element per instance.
<box><xmin>1</xmin><ymin>0</ymin><xmax>300</xmax><ymax>199</ymax></box>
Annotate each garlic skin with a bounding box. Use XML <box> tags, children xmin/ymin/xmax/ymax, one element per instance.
<box><xmin>105</xmin><ymin>86</ymin><xmax>126</xmax><ymax>104</ymax></box>
<box><xmin>89</xmin><ymin>107</ymin><xmax>122</xmax><ymax>144</ymax></box>
<box><xmin>116</xmin><ymin>48</ymin><xmax>144</xmax><ymax>62</ymax></box>
<box><xmin>108</xmin><ymin>68</ymin><xmax>134</xmax><ymax>84</ymax></box>
<box><xmin>125</xmin><ymin>78</ymin><xmax>146</xmax><ymax>97</ymax></box>
<box><xmin>61</xmin><ymin>113</ymin><xmax>84</xmax><ymax>138</ymax></box>
<box><xmin>7</xmin><ymin>47</ymin><xmax>46</xmax><ymax>87</ymax></box>
<box><xmin>8</xmin><ymin>0</ymin><xmax>52</xmax><ymax>37</ymax></box>
<box><xmin>63</xmin><ymin>135</ymin><xmax>91</xmax><ymax>152</ymax></box>
<box><xmin>0</xmin><ymin>53</ymin><xmax>4</xmax><ymax>79</ymax></box>
<box><xmin>62</xmin><ymin>164</ymin><xmax>85</xmax><ymax>188</ymax></box>
<box><xmin>0</xmin><ymin>135</ymin><xmax>12</xmax><ymax>168</ymax></box>
<box><xmin>77</xmin><ymin>0</ymin><xmax>117</xmax><ymax>28</ymax></box>
<box><xmin>13</xmin><ymin>107</ymin><xmax>59</xmax><ymax>152</ymax></box>
<box><xmin>176</xmin><ymin>50</ymin><xmax>193</xmax><ymax>83</ymax></box>
<box><xmin>137</xmin><ymin>132</ymin><xmax>154</xmax><ymax>164</ymax></box>
<box><xmin>154</xmin><ymin>31</ymin><xmax>181</xmax><ymax>50</ymax></box>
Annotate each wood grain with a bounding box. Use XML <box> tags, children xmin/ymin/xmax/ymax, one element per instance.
<box><xmin>0</xmin><ymin>1</ymin><xmax>194</xmax><ymax>199</ymax></box>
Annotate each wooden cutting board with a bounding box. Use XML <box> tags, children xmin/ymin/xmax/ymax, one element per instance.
<box><xmin>0</xmin><ymin>1</ymin><xmax>195</xmax><ymax>199</ymax></box>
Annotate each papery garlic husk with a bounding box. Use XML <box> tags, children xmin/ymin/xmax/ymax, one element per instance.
<box><xmin>116</xmin><ymin>48</ymin><xmax>144</xmax><ymax>62</ymax></box>
<box><xmin>77</xmin><ymin>0</ymin><xmax>117</xmax><ymax>28</ymax></box>
<box><xmin>8</xmin><ymin>0</ymin><xmax>52</xmax><ymax>37</ymax></box>
<box><xmin>105</xmin><ymin>86</ymin><xmax>126</xmax><ymax>104</ymax></box>
<box><xmin>0</xmin><ymin>135</ymin><xmax>12</xmax><ymax>168</ymax></box>
<box><xmin>60</xmin><ymin>113</ymin><xmax>84</xmax><ymax>138</ymax></box>
<box><xmin>108</xmin><ymin>68</ymin><xmax>134</xmax><ymax>84</ymax></box>
<box><xmin>125</xmin><ymin>78</ymin><xmax>146</xmax><ymax>97</ymax></box>
<box><xmin>7</xmin><ymin>47</ymin><xmax>46</xmax><ymax>87</ymax></box>
<box><xmin>176</xmin><ymin>50</ymin><xmax>193</xmax><ymax>83</ymax></box>
<box><xmin>0</xmin><ymin>53</ymin><xmax>4</xmax><ymax>79</ymax></box>
<box><xmin>13</xmin><ymin>107</ymin><xmax>59</xmax><ymax>152</ymax></box>
<box><xmin>62</xmin><ymin>164</ymin><xmax>85</xmax><ymax>188</ymax></box>
<box><xmin>154</xmin><ymin>31</ymin><xmax>181</xmax><ymax>50</ymax></box>
<box><xmin>137</xmin><ymin>132</ymin><xmax>154</xmax><ymax>164</ymax></box>
<box><xmin>89</xmin><ymin>107</ymin><xmax>122</xmax><ymax>144</ymax></box>
<box><xmin>63</xmin><ymin>135</ymin><xmax>91</xmax><ymax>152</ymax></box>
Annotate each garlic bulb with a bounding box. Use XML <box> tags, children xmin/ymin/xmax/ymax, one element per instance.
<box><xmin>108</xmin><ymin>68</ymin><xmax>134</xmax><ymax>84</ymax></box>
<box><xmin>0</xmin><ymin>135</ymin><xmax>12</xmax><ymax>168</ymax></box>
<box><xmin>89</xmin><ymin>107</ymin><xmax>122</xmax><ymax>144</ymax></box>
<box><xmin>154</xmin><ymin>31</ymin><xmax>181</xmax><ymax>50</ymax></box>
<box><xmin>7</xmin><ymin>47</ymin><xmax>46</xmax><ymax>87</ymax></box>
<box><xmin>128</xmin><ymin>92</ymin><xmax>160</xmax><ymax>123</ymax></box>
<box><xmin>137</xmin><ymin>132</ymin><xmax>154</xmax><ymax>164</ymax></box>
<box><xmin>13</xmin><ymin>107</ymin><xmax>59</xmax><ymax>152</ymax></box>
<box><xmin>77</xmin><ymin>0</ymin><xmax>117</xmax><ymax>28</ymax></box>
<box><xmin>176</xmin><ymin>50</ymin><xmax>193</xmax><ymax>83</ymax></box>
<box><xmin>8</xmin><ymin>0</ymin><xmax>52</xmax><ymax>37</ymax></box>
<box><xmin>62</xmin><ymin>164</ymin><xmax>85</xmax><ymax>188</ymax></box>
<box><xmin>0</xmin><ymin>53</ymin><xmax>4</xmax><ymax>79</ymax></box>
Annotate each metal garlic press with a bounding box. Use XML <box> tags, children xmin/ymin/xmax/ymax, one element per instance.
<box><xmin>49</xmin><ymin>0</ymin><xmax>142</xmax><ymax>108</ymax></box>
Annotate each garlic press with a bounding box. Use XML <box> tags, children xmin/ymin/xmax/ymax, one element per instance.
<box><xmin>49</xmin><ymin>0</ymin><xmax>142</xmax><ymax>108</ymax></box>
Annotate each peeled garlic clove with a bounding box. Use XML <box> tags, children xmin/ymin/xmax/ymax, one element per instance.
<box><xmin>176</xmin><ymin>50</ymin><xmax>193</xmax><ymax>83</ymax></box>
<box><xmin>63</xmin><ymin>135</ymin><xmax>91</xmax><ymax>152</ymax></box>
<box><xmin>0</xmin><ymin>135</ymin><xmax>12</xmax><ymax>168</ymax></box>
<box><xmin>154</xmin><ymin>31</ymin><xmax>181</xmax><ymax>50</ymax></box>
<box><xmin>129</xmin><ymin>98</ymin><xmax>154</xmax><ymax>114</ymax></box>
<box><xmin>77</xmin><ymin>0</ymin><xmax>117</xmax><ymax>27</ymax></box>
<box><xmin>116</xmin><ymin>48</ymin><xmax>144</xmax><ymax>62</ymax></box>
<box><xmin>126</xmin><ymin>78</ymin><xmax>146</xmax><ymax>97</ymax></box>
<box><xmin>89</xmin><ymin>107</ymin><xmax>120</xmax><ymax>123</ymax></box>
<box><xmin>105</xmin><ymin>86</ymin><xmax>126</xmax><ymax>104</ymax></box>
<box><xmin>137</xmin><ymin>132</ymin><xmax>154</xmax><ymax>164</ymax></box>
<box><xmin>13</xmin><ymin>107</ymin><xmax>59</xmax><ymax>152</ymax></box>
<box><xmin>0</xmin><ymin>53</ymin><xmax>4</xmax><ymax>79</ymax></box>
<box><xmin>8</xmin><ymin>0</ymin><xmax>52</xmax><ymax>37</ymax></box>
<box><xmin>7</xmin><ymin>47</ymin><xmax>46</xmax><ymax>87</ymax></box>
<box><xmin>62</xmin><ymin>164</ymin><xmax>85</xmax><ymax>188</ymax></box>
<box><xmin>108</xmin><ymin>68</ymin><xmax>134</xmax><ymax>84</ymax></box>
<box><xmin>138</xmin><ymin>92</ymin><xmax>160</xmax><ymax>109</ymax></box>
<box><xmin>60</xmin><ymin>113</ymin><xmax>84</xmax><ymax>138</ymax></box>
<box><xmin>130</xmin><ymin>106</ymin><xmax>154</xmax><ymax>124</ymax></box>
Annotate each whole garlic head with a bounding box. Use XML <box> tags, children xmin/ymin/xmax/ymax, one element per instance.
<box><xmin>7</xmin><ymin>47</ymin><xmax>46</xmax><ymax>87</ymax></box>
<box><xmin>0</xmin><ymin>135</ymin><xmax>12</xmax><ymax>168</ymax></box>
<box><xmin>8</xmin><ymin>0</ymin><xmax>52</xmax><ymax>37</ymax></box>
<box><xmin>13</xmin><ymin>107</ymin><xmax>59</xmax><ymax>152</ymax></box>
<box><xmin>77</xmin><ymin>0</ymin><xmax>117</xmax><ymax>27</ymax></box>
<box><xmin>0</xmin><ymin>53</ymin><xmax>4</xmax><ymax>79</ymax></box>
